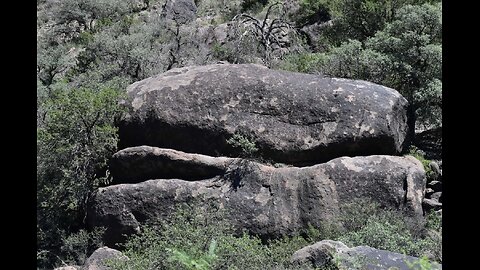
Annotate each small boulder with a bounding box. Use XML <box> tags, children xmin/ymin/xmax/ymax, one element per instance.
<box><xmin>162</xmin><ymin>0</ymin><xmax>197</xmax><ymax>23</ymax></box>
<box><xmin>54</xmin><ymin>267</ymin><xmax>79</xmax><ymax>270</ymax></box>
<box><xmin>83</xmin><ymin>247</ymin><xmax>128</xmax><ymax>270</ymax></box>
<box><xmin>423</xmin><ymin>198</ymin><xmax>442</xmax><ymax>212</ymax></box>
<box><xmin>430</xmin><ymin>192</ymin><xmax>442</xmax><ymax>202</ymax></box>
<box><xmin>291</xmin><ymin>240</ymin><xmax>442</xmax><ymax>270</ymax></box>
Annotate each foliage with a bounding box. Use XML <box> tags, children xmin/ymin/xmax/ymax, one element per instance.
<box><xmin>293</xmin><ymin>0</ymin><xmax>334</xmax><ymax>27</ymax></box>
<box><xmin>317</xmin><ymin>2</ymin><xmax>442</xmax><ymax>132</ymax></box>
<box><xmin>59</xmin><ymin>227</ymin><xmax>106</xmax><ymax>265</ymax></box>
<box><xmin>107</xmin><ymin>204</ymin><xmax>313</xmax><ymax>270</ymax></box>
<box><xmin>275</xmin><ymin>52</ymin><xmax>327</xmax><ymax>73</ymax></box>
<box><xmin>407</xmin><ymin>145</ymin><xmax>434</xmax><ymax>179</ymax></box>
<box><xmin>337</xmin><ymin>200</ymin><xmax>442</xmax><ymax>262</ymax></box>
<box><xmin>166</xmin><ymin>239</ymin><xmax>218</xmax><ymax>270</ymax></box>
<box><xmin>37</xmin><ymin>85</ymin><xmax>124</xmax><ymax>268</ymax></box>
<box><xmin>405</xmin><ymin>256</ymin><xmax>436</xmax><ymax>270</ymax></box>
<box><xmin>108</xmin><ymin>199</ymin><xmax>442</xmax><ymax>269</ymax></box>
<box><xmin>366</xmin><ymin>2</ymin><xmax>442</xmax><ymax>130</ymax></box>
<box><xmin>229</xmin><ymin>2</ymin><xmax>301</xmax><ymax>67</ymax></box>
<box><xmin>227</xmin><ymin>133</ymin><xmax>259</xmax><ymax>157</ymax></box>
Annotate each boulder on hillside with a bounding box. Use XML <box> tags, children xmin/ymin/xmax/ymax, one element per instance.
<box><xmin>83</xmin><ymin>247</ymin><xmax>128</xmax><ymax>270</ymax></box>
<box><xmin>161</xmin><ymin>0</ymin><xmax>197</xmax><ymax>23</ymax></box>
<box><xmin>291</xmin><ymin>240</ymin><xmax>442</xmax><ymax>270</ymax></box>
<box><xmin>90</xmin><ymin>150</ymin><xmax>426</xmax><ymax>247</ymax></box>
<box><xmin>117</xmin><ymin>63</ymin><xmax>409</xmax><ymax>166</ymax></box>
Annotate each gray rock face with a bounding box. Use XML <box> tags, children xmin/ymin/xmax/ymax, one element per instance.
<box><xmin>423</xmin><ymin>198</ymin><xmax>442</xmax><ymax>211</ymax></box>
<box><xmin>117</xmin><ymin>64</ymin><xmax>409</xmax><ymax>166</ymax></box>
<box><xmin>54</xmin><ymin>266</ymin><xmax>79</xmax><ymax>270</ymax></box>
<box><xmin>162</xmin><ymin>0</ymin><xmax>197</xmax><ymax>23</ymax></box>
<box><xmin>82</xmin><ymin>247</ymin><xmax>127</xmax><ymax>270</ymax></box>
<box><xmin>90</xmin><ymin>149</ymin><xmax>425</xmax><ymax>247</ymax></box>
<box><xmin>109</xmin><ymin>146</ymin><xmax>238</xmax><ymax>184</ymax></box>
<box><xmin>291</xmin><ymin>240</ymin><xmax>442</xmax><ymax>270</ymax></box>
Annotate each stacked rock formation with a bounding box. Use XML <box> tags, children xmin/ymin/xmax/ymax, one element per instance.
<box><xmin>87</xmin><ymin>63</ymin><xmax>428</xmax><ymax>249</ymax></box>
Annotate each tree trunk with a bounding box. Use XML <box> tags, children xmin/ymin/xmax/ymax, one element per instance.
<box><xmin>406</xmin><ymin>104</ymin><xmax>416</xmax><ymax>148</ymax></box>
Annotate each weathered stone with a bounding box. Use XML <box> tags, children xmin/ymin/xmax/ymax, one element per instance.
<box><xmin>291</xmin><ymin>240</ymin><xmax>442</xmax><ymax>270</ymax></box>
<box><xmin>118</xmin><ymin>64</ymin><xmax>409</xmax><ymax>166</ymax></box>
<box><xmin>300</xmin><ymin>20</ymin><xmax>334</xmax><ymax>51</ymax></box>
<box><xmin>430</xmin><ymin>192</ymin><xmax>442</xmax><ymax>202</ymax></box>
<box><xmin>423</xmin><ymin>198</ymin><xmax>442</xmax><ymax>211</ymax></box>
<box><xmin>429</xmin><ymin>161</ymin><xmax>441</xmax><ymax>177</ymax></box>
<box><xmin>161</xmin><ymin>0</ymin><xmax>197</xmax><ymax>23</ymax></box>
<box><xmin>425</xmin><ymin>188</ymin><xmax>435</xmax><ymax>197</ymax></box>
<box><xmin>290</xmin><ymin>240</ymin><xmax>348</xmax><ymax>268</ymax></box>
<box><xmin>83</xmin><ymin>247</ymin><xmax>128</xmax><ymax>270</ymax></box>
<box><xmin>90</xmin><ymin>152</ymin><xmax>426</xmax><ymax>247</ymax></box>
<box><xmin>54</xmin><ymin>266</ymin><xmax>79</xmax><ymax>270</ymax></box>
<box><xmin>109</xmin><ymin>146</ymin><xmax>238</xmax><ymax>184</ymax></box>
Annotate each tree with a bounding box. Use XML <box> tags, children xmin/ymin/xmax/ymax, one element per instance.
<box><xmin>37</xmin><ymin>85</ymin><xmax>124</xmax><ymax>268</ymax></box>
<box><xmin>230</xmin><ymin>2</ymin><xmax>299</xmax><ymax>67</ymax></box>
<box><xmin>366</xmin><ymin>2</ymin><xmax>442</xmax><ymax>135</ymax></box>
<box><xmin>321</xmin><ymin>2</ymin><xmax>442</xmax><ymax>139</ymax></box>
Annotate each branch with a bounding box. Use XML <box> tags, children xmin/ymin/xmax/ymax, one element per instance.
<box><xmin>262</xmin><ymin>2</ymin><xmax>282</xmax><ymax>31</ymax></box>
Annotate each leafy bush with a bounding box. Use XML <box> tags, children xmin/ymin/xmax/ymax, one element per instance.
<box><xmin>108</xmin><ymin>204</ymin><xmax>312</xmax><ymax>270</ymax></box>
<box><xmin>407</xmin><ymin>145</ymin><xmax>434</xmax><ymax>179</ymax></box>
<box><xmin>317</xmin><ymin>2</ymin><xmax>442</xmax><ymax>133</ymax></box>
<box><xmin>275</xmin><ymin>52</ymin><xmax>327</xmax><ymax>73</ymax></box>
<box><xmin>37</xmin><ymin>85</ymin><xmax>125</xmax><ymax>268</ymax></box>
<box><xmin>337</xmin><ymin>200</ymin><xmax>442</xmax><ymax>262</ymax></box>
<box><xmin>227</xmin><ymin>133</ymin><xmax>259</xmax><ymax>157</ymax></box>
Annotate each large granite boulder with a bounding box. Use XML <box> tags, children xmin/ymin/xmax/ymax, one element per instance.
<box><xmin>291</xmin><ymin>240</ymin><xmax>442</xmax><ymax>270</ymax></box>
<box><xmin>90</xmin><ymin>148</ymin><xmax>425</xmax><ymax>247</ymax></box>
<box><xmin>117</xmin><ymin>63</ymin><xmax>409</xmax><ymax>166</ymax></box>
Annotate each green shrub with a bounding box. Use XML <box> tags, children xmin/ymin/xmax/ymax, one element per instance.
<box><xmin>405</xmin><ymin>256</ymin><xmax>435</xmax><ymax>270</ymax></box>
<box><xmin>275</xmin><ymin>52</ymin><xmax>327</xmax><ymax>73</ymax></box>
<box><xmin>337</xmin><ymin>200</ymin><xmax>442</xmax><ymax>262</ymax></box>
<box><xmin>407</xmin><ymin>145</ymin><xmax>434</xmax><ymax>180</ymax></box>
<box><xmin>37</xmin><ymin>84</ymin><xmax>125</xmax><ymax>268</ymax></box>
<box><xmin>108</xmin><ymin>204</ymin><xmax>313</xmax><ymax>270</ymax></box>
<box><xmin>227</xmin><ymin>133</ymin><xmax>259</xmax><ymax>158</ymax></box>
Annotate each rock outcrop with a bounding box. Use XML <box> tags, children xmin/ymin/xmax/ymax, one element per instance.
<box><xmin>291</xmin><ymin>240</ymin><xmax>442</xmax><ymax>270</ymax></box>
<box><xmin>423</xmin><ymin>160</ymin><xmax>442</xmax><ymax>213</ymax></box>
<box><xmin>109</xmin><ymin>146</ymin><xmax>238</xmax><ymax>184</ymax></box>
<box><xmin>117</xmin><ymin>63</ymin><xmax>409</xmax><ymax>166</ymax></box>
<box><xmin>89</xmin><ymin>148</ymin><xmax>426</xmax><ymax>247</ymax></box>
<box><xmin>83</xmin><ymin>247</ymin><xmax>128</xmax><ymax>270</ymax></box>
<box><xmin>54</xmin><ymin>266</ymin><xmax>79</xmax><ymax>270</ymax></box>
<box><xmin>54</xmin><ymin>247</ymin><xmax>127</xmax><ymax>270</ymax></box>
<box><xmin>161</xmin><ymin>0</ymin><xmax>197</xmax><ymax>23</ymax></box>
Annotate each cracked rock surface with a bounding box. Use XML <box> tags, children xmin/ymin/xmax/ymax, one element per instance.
<box><xmin>117</xmin><ymin>63</ymin><xmax>409</xmax><ymax>166</ymax></box>
<box><xmin>89</xmin><ymin>148</ymin><xmax>425</xmax><ymax>247</ymax></box>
